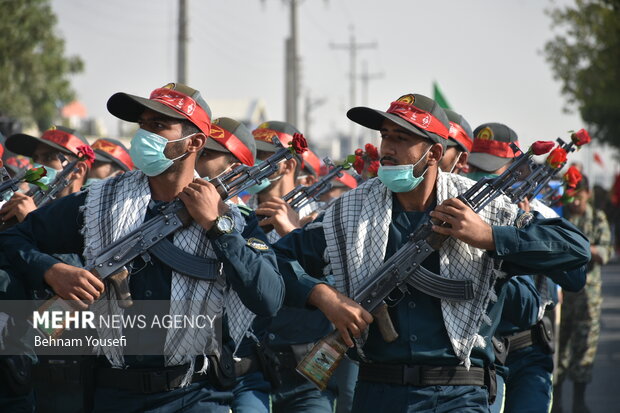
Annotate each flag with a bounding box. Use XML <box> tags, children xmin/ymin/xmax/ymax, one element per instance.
<box><xmin>433</xmin><ymin>81</ymin><xmax>451</xmax><ymax>109</ymax></box>
<box><xmin>593</xmin><ymin>152</ymin><xmax>604</xmax><ymax>167</ymax></box>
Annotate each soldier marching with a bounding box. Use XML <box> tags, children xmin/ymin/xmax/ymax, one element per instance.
<box><xmin>0</xmin><ymin>82</ymin><xmax>608</xmax><ymax>413</ymax></box>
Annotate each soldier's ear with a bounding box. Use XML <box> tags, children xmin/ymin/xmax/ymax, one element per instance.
<box><xmin>456</xmin><ymin>151</ymin><xmax>469</xmax><ymax>171</ymax></box>
<box><xmin>427</xmin><ymin>143</ymin><xmax>444</xmax><ymax>165</ymax></box>
<box><xmin>187</xmin><ymin>133</ymin><xmax>206</xmax><ymax>153</ymax></box>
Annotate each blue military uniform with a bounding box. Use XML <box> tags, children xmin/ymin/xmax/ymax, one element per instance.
<box><xmin>274</xmin><ymin>193</ymin><xmax>590</xmax><ymax>413</ymax></box>
<box><xmin>0</xmin><ymin>190</ymin><xmax>285</xmax><ymax>413</ymax></box>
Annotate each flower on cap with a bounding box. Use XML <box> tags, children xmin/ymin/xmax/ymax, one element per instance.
<box><xmin>355</xmin><ymin>148</ymin><xmax>364</xmax><ymax>157</ymax></box>
<box><xmin>571</xmin><ymin>129</ymin><xmax>591</xmax><ymax>147</ymax></box>
<box><xmin>546</xmin><ymin>147</ymin><xmax>568</xmax><ymax>169</ymax></box>
<box><xmin>24</xmin><ymin>166</ymin><xmax>48</xmax><ymax>191</ymax></box>
<box><xmin>563</xmin><ymin>166</ymin><xmax>582</xmax><ymax>189</ymax></box>
<box><xmin>530</xmin><ymin>141</ymin><xmax>555</xmax><ymax>156</ymax></box>
<box><xmin>365</xmin><ymin>143</ymin><xmax>379</xmax><ymax>161</ymax></box>
<box><xmin>289</xmin><ymin>133</ymin><xmax>308</xmax><ymax>154</ymax></box>
<box><xmin>77</xmin><ymin>145</ymin><xmax>96</xmax><ymax>167</ymax></box>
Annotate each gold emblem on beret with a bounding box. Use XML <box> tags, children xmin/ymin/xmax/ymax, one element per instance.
<box><xmin>476</xmin><ymin>127</ymin><xmax>494</xmax><ymax>141</ymax></box>
<box><xmin>210</xmin><ymin>125</ymin><xmax>225</xmax><ymax>139</ymax></box>
<box><xmin>162</xmin><ymin>83</ymin><xmax>176</xmax><ymax>90</ymax></box>
<box><xmin>396</xmin><ymin>94</ymin><xmax>415</xmax><ymax>105</ymax></box>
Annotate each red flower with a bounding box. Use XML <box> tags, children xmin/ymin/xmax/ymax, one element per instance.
<box><xmin>353</xmin><ymin>156</ymin><xmax>365</xmax><ymax>175</ymax></box>
<box><xmin>290</xmin><ymin>133</ymin><xmax>308</xmax><ymax>154</ymax></box>
<box><xmin>571</xmin><ymin>129</ymin><xmax>591</xmax><ymax>146</ymax></box>
<box><xmin>530</xmin><ymin>141</ymin><xmax>555</xmax><ymax>155</ymax></box>
<box><xmin>546</xmin><ymin>147</ymin><xmax>568</xmax><ymax>169</ymax></box>
<box><xmin>355</xmin><ymin>148</ymin><xmax>364</xmax><ymax>157</ymax></box>
<box><xmin>563</xmin><ymin>166</ymin><xmax>582</xmax><ymax>189</ymax></box>
<box><xmin>77</xmin><ymin>145</ymin><xmax>95</xmax><ymax>166</ymax></box>
<box><xmin>365</xmin><ymin>143</ymin><xmax>379</xmax><ymax>161</ymax></box>
<box><xmin>367</xmin><ymin>160</ymin><xmax>380</xmax><ymax>177</ymax></box>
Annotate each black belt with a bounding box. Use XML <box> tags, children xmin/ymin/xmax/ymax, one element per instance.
<box><xmin>96</xmin><ymin>364</ymin><xmax>209</xmax><ymax>394</ymax></box>
<box><xmin>359</xmin><ymin>363</ymin><xmax>489</xmax><ymax>387</ymax></box>
<box><xmin>505</xmin><ymin>327</ymin><xmax>539</xmax><ymax>353</ymax></box>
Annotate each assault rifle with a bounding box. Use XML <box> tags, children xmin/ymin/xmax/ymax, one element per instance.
<box><xmin>297</xmin><ymin>140</ymin><xmax>577</xmax><ymax>390</ymax></box>
<box><xmin>0</xmin><ymin>154</ymin><xmax>80</xmax><ymax>232</ymax></box>
<box><xmin>283</xmin><ymin>158</ymin><xmax>350</xmax><ymax>212</ymax></box>
<box><xmin>35</xmin><ymin>138</ymin><xmax>298</xmax><ymax>339</ymax></box>
<box><xmin>0</xmin><ymin>165</ymin><xmax>19</xmax><ymax>199</ymax></box>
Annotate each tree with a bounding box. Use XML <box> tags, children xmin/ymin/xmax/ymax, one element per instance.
<box><xmin>0</xmin><ymin>0</ymin><xmax>83</xmax><ymax>131</ymax></box>
<box><xmin>544</xmin><ymin>0</ymin><xmax>620</xmax><ymax>150</ymax></box>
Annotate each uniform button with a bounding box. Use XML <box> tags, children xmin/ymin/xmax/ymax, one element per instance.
<box><xmin>144</xmin><ymin>290</ymin><xmax>152</xmax><ymax>298</ymax></box>
<box><xmin>408</xmin><ymin>301</ymin><xmax>416</xmax><ymax>309</ymax></box>
<box><xmin>410</xmin><ymin>334</ymin><xmax>417</xmax><ymax>342</ymax></box>
<box><xmin>221</xmin><ymin>242</ymin><xmax>228</xmax><ymax>248</ymax></box>
<box><xmin>268</xmin><ymin>333</ymin><xmax>276</xmax><ymax>341</ymax></box>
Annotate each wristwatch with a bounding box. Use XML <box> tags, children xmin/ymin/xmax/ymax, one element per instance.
<box><xmin>207</xmin><ymin>214</ymin><xmax>234</xmax><ymax>238</ymax></box>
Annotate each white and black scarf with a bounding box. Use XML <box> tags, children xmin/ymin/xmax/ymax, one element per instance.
<box><xmin>320</xmin><ymin>172</ymin><xmax>518</xmax><ymax>368</ymax></box>
<box><xmin>81</xmin><ymin>171</ymin><xmax>253</xmax><ymax>384</ymax></box>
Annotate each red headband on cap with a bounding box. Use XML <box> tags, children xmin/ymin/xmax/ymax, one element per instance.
<box><xmin>301</xmin><ymin>150</ymin><xmax>321</xmax><ymax>176</ymax></box>
<box><xmin>449</xmin><ymin>122</ymin><xmax>473</xmax><ymax>152</ymax></box>
<box><xmin>472</xmin><ymin>139</ymin><xmax>520</xmax><ymax>158</ymax></box>
<box><xmin>42</xmin><ymin>129</ymin><xmax>86</xmax><ymax>156</ymax></box>
<box><xmin>336</xmin><ymin>172</ymin><xmax>358</xmax><ymax>189</ymax></box>
<box><xmin>149</xmin><ymin>88</ymin><xmax>211</xmax><ymax>137</ymax></box>
<box><xmin>386</xmin><ymin>101</ymin><xmax>450</xmax><ymax>139</ymax></box>
<box><xmin>252</xmin><ymin>128</ymin><xmax>294</xmax><ymax>147</ymax></box>
<box><xmin>92</xmin><ymin>139</ymin><xmax>134</xmax><ymax>170</ymax></box>
<box><xmin>209</xmin><ymin>125</ymin><xmax>255</xmax><ymax>166</ymax></box>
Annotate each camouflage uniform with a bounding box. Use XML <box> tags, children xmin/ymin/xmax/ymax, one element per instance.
<box><xmin>557</xmin><ymin>204</ymin><xmax>612</xmax><ymax>383</ymax></box>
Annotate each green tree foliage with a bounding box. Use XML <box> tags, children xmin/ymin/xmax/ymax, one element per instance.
<box><xmin>0</xmin><ymin>0</ymin><xmax>83</xmax><ymax>131</ymax></box>
<box><xmin>544</xmin><ymin>0</ymin><xmax>620</xmax><ymax>149</ymax></box>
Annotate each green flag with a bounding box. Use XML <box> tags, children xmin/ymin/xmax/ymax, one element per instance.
<box><xmin>433</xmin><ymin>81</ymin><xmax>451</xmax><ymax>109</ymax></box>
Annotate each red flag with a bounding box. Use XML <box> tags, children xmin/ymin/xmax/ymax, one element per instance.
<box><xmin>593</xmin><ymin>152</ymin><xmax>604</xmax><ymax>167</ymax></box>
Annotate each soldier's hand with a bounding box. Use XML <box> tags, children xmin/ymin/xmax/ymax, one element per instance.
<box><xmin>44</xmin><ymin>263</ymin><xmax>105</xmax><ymax>307</ymax></box>
<box><xmin>517</xmin><ymin>197</ymin><xmax>531</xmax><ymax>213</ymax></box>
<box><xmin>307</xmin><ymin>284</ymin><xmax>373</xmax><ymax>347</ymax></box>
<box><xmin>299</xmin><ymin>211</ymin><xmax>319</xmax><ymax>227</ymax></box>
<box><xmin>178</xmin><ymin>178</ymin><xmax>229</xmax><ymax>230</ymax></box>
<box><xmin>430</xmin><ymin>198</ymin><xmax>495</xmax><ymax>250</ymax></box>
<box><xmin>0</xmin><ymin>192</ymin><xmax>37</xmax><ymax>222</ymax></box>
<box><xmin>255</xmin><ymin>198</ymin><xmax>301</xmax><ymax>237</ymax></box>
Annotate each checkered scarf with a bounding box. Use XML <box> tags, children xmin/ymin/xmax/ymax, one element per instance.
<box><xmin>321</xmin><ymin>171</ymin><xmax>518</xmax><ymax>367</ymax></box>
<box><xmin>529</xmin><ymin>199</ymin><xmax>559</xmax><ymax>319</ymax></box>
<box><xmin>81</xmin><ymin>170</ymin><xmax>253</xmax><ymax>383</ymax></box>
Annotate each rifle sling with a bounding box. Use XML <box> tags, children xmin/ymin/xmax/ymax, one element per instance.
<box><xmin>148</xmin><ymin>238</ymin><xmax>219</xmax><ymax>281</ymax></box>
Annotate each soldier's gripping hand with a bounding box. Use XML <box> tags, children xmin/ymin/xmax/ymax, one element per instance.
<box><xmin>179</xmin><ymin>178</ymin><xmax>229</xmax><ymax>231</ymax></box>
<box><xmin>255</xmin><ymin>197</ymin><xmax>301</xmax><ymax>237</ymax></box>
<box><xmin>430</xmin><ymin>197</ymin><xmax>495</xmax><ymax>250</ymax></box>
<box><xmin>0</xmin><ymin>192</ymin><xmax>37</xmax><ymax>222</ymax></box>
<box><xmin>44</xmin><ymin>263</ymin><xmax>105</xmax><ymax>306</ymax></box>
<box><xmin>307</xmin><ymin>284</ymin><xmax>374</xmax><ymax>348</ymax></box>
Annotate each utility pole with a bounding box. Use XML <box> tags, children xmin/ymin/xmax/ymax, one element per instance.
<box><xmin>330</xmin><ymin>26</ymin><xmax>376</xmax><ymax>152</ymax></box>
<box><xmin>304</xmin><ymin>92</ymin><xmax>326</xmax><ymax>141</ymax></box>
<box><xmin>360</xmin><ymin>60</ymin><xmax>384</xmax><ymax>143</ymax></box>
<box><xmin>177</xmin><ymin>0</ymin><xmax>188</xmax><ymax>84</ymax></box>
<box><xmin>285</xmin><ymin>0</ymin><xmax>300</xmax><ymax>127</ymax></box>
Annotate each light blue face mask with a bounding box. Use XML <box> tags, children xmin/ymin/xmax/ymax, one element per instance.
<box><xmin>33</xmin><ymin>163</ymin><xmax>61</xmax><ymax>186</ymax></box>
<box><xmin>129</xmin><ymin>128</ymin><xmax>194</xmax><ymax>177</ymax></box>
<box><xmin>244</xmin><ymin>159</ymin><xmax>282</xmax><ymax>195</ymax></box>
<box><xmin>464</xmin><ymin>171</ymin><xmax>499</xmax><ymax>182</ymax></box>
<box><xmin>377</xmin><ymin>147</ymin><xmax>431</xmax><ymax>193</ymax></box>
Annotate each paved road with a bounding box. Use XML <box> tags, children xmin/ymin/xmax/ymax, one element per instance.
<box><xmin>558</xmin><ymin>259</ymin><xmax>620</xmax><ymax>412</ymax></box>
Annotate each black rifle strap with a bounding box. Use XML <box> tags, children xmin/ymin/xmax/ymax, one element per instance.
<box><xmin>149</xmin><ymin>238</ymin><xmax>220</xmax><ymax>281</ymax></box>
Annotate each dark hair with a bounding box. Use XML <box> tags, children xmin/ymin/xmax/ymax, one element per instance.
<box><xmin>181</xmin><ymin>120</ymin><xmax>201</xmax><ymax>137</ymax></box>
